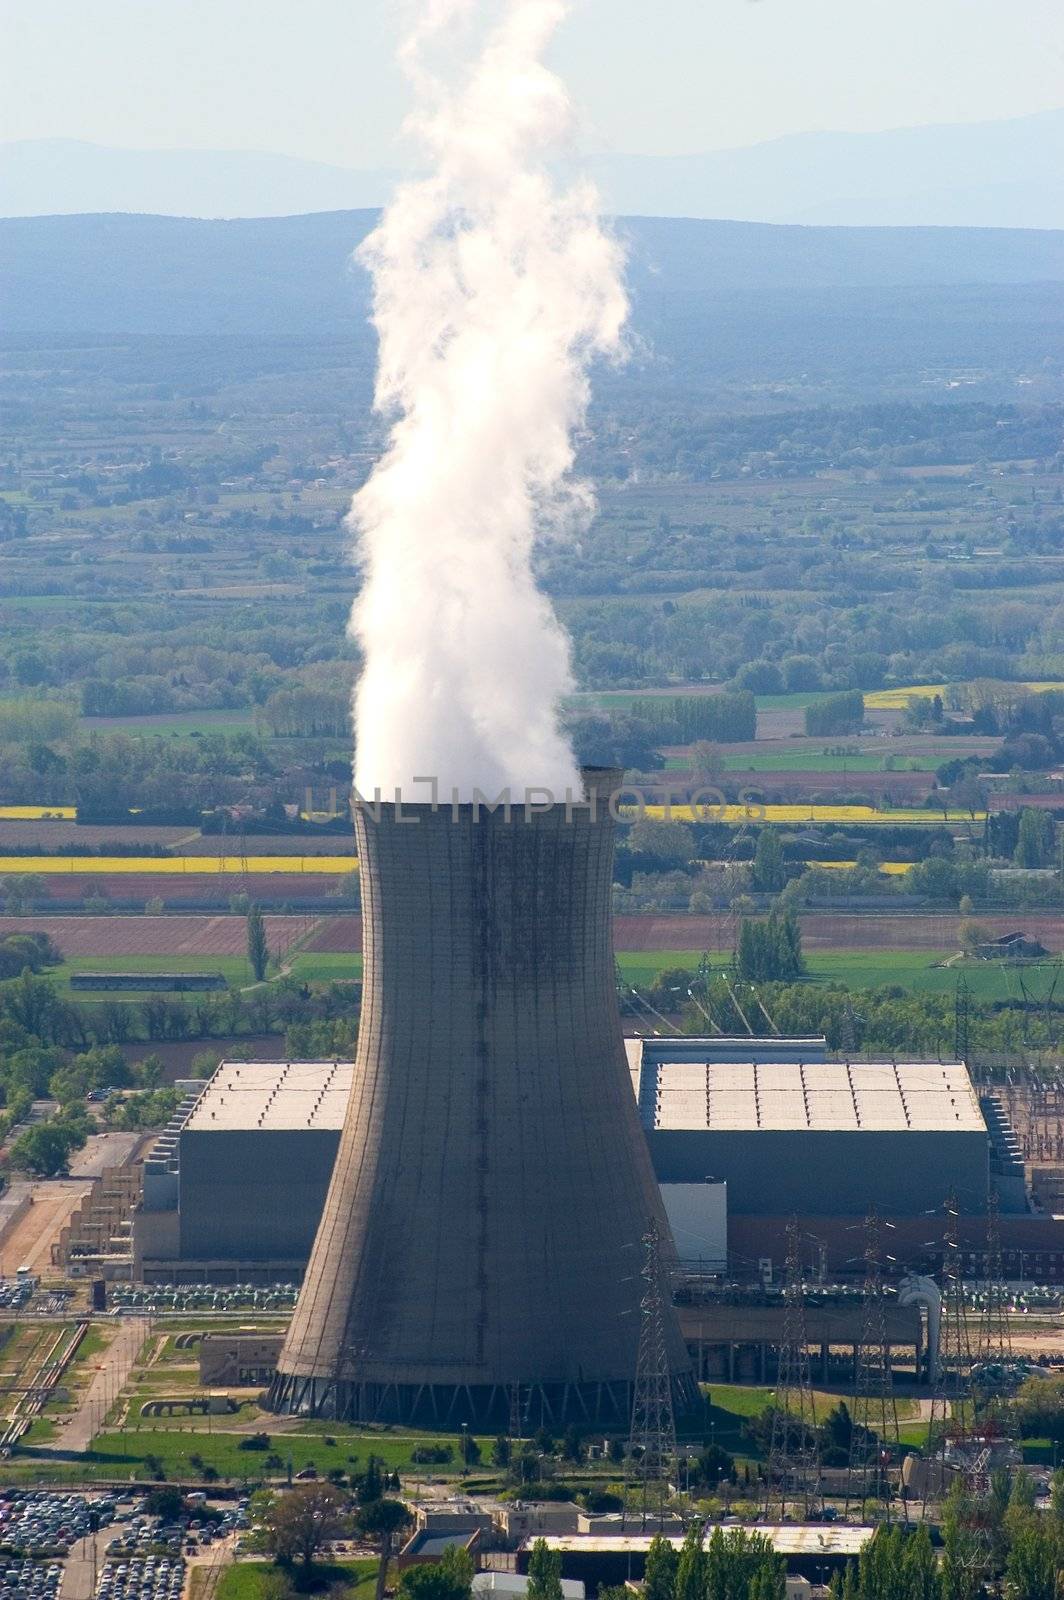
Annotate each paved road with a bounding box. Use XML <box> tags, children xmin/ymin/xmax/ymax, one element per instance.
<box><xmin>60</xmin><ymin>1320</ymin><xmax>149</xmax><ymax>1454</ymax></box>
<box><xmin>62</xmin><ymin>1526</ymin><xmax>112</xmax><ymax>1600</ymax></box>
<box><xmin>68</xmin><ymin>1132</ymin><xmax>143</xmax><ymax>1179</ymax></box>
<box><xmin>0</xmin><ymin>1179</ymin><xmax>91</xmax><ymax>1277</ymax></box>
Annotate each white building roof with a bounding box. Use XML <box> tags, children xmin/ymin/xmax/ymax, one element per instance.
<box><xmin>536</xmin><ymin>1526</ymin><xmax>874</xmax><ymax>1557</ymax></box>
<box><xmin>642</xmin><ymin>1058</ymin><xmax>984</xmax><ymax>1134</ymax></box>
<box><xmin>183</xmin><ymin>1061</ymin><xmax>355</xmax><ymax>1133</ymax></box>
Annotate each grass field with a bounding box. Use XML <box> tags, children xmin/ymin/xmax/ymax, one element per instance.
<box><xmin>214</xmin><ymin>1563</ymin><xmax>375</xmax><ymax>1600</ymax></box>
<box><xmin>81</xmin><ymin>712</ymin><xmax>256</xmax><ymax>737</ymax></box>
<box><xmin>616</xmin><ymin>948</ymin><xmax>1061</xmax><ymax>1000</ymax></box>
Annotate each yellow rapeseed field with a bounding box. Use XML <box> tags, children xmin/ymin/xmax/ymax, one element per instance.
<box><xmin>865</xmin><ymin>680</ymin><xmax>1064</xmax><ymax>710</ymax></box>
<box><xmin>0</xmin><ymin>806</ymin><xmax>77</xmax><ymax>820</ymax></box>
<box><xmin>809</xmin><ymin>860</ymin><xmax>911</xmax><ymax>875</ymax></box>
<box><xmin>638</xmin><ymin>804</ymin><xmax>980</xmax><ymax>825</ymax></box>
<box><xmin>0</xmin><ymin>856</ymin><xmax>354</xmax><ymax>875</ymax></box>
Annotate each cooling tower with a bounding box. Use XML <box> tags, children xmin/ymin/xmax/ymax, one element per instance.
<box><xmin>268</xmin><ymin>770</ymin><xmax>695</xmax><ymax>1426</ymax></box>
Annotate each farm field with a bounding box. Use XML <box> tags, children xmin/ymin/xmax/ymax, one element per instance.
<box><xmin>640</xmin><ymin>804</ymin><xmax>982</xmax><ymax>825</ymax></box>
<box><xmin>27</xmin><ymin>907</ymin><xmax>1047</xmax><ymax>963</ymax></box>
<box><xmin>0</xmin><ymin>914</ymin><xmax>313</xmax><ymax>956</ymax></box>
<box><xmin>615</xmin><ymin>948</ymin><xmax>1064</xmax><ymax>1000</ymax></box>
<box><xmin>0</xmin><ymin>855</ymin><xmax>356</xmax><ymax>874</ymax></box>
<box><xmin>613</xmin><ymin>911</ymin><xmax>1064</xmax><ymax>952</ymax></box>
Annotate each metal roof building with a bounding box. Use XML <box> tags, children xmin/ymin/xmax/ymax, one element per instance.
<box><xmin>628</xmin><ymin>1038</ymin><xmax>989</xmax><ymax>1215</ymax></box>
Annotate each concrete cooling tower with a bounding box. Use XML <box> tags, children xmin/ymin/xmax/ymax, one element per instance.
<box><xmin>268</xmin><ymin>769</ymin><xmax>695</xmax><ymax>1427</ymax></box>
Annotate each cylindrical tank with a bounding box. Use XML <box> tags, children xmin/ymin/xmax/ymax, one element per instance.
<box><xmin>268</xmin><ymin>770</ymin><xmax>694</xmax><ymax>1425</ymax></box>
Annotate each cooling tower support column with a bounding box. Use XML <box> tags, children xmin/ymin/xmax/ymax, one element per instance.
<box><xmin>268</xmin><ymin>770</ymin><xmax>695</xmax><ymax>1427</ymax></box>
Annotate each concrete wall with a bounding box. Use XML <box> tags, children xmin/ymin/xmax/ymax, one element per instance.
<box><xmin>647</xmin><ymin>1129</ymin><xmax>988</xmax><ymax>1214</ymax></box>
<box><xmin>179</xmin><ymin>1128</ymin><xmax>341</xmax><ymax>1262</ymax></box>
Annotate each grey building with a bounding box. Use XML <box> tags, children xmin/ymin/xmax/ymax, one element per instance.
<box><xmin>268</xmin><ymin>772</ymin><xmax>695</xmax><ymax>1427</ymax></box>
<box><xmin>629</xmin><ymin>1042</ymin><xmax>989</xmax><ymax>1215</ymax></box>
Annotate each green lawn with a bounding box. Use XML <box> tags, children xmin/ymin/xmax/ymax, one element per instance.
<box><xmin>287</xmin><ymin>952</ymin><xmax>363</xmax><ymax>983</ymax></box>
<box><xmin>215</xmin><ymin>1561</ymin><xmax>375</xmax><ymax>1600</ymax></box>
<box><xmin>616</xmin><ymin>948</ymin><xmax>1057</xmax><ymax>1002</ymax></box>
<box><xmin>80</xmin><ymin>712</ymin><xmax>257</xmax><ymax>738</ymax></box>
<box><xmin>25</xmin><ymin>1425</ymin><xmax>497</xmax><ymax>1483</ymax></box>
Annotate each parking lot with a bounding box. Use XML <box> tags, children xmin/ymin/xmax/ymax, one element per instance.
<box><xmin>93</xmin><ymin>1555</ymin><xmax>185</xmax><ymax>1600</ymax></box>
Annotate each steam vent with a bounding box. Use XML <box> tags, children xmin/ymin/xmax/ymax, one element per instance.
<box><xmin>268</xmin><ymin>769</ymin><xmax>695</xmax><ymax>1426</ymax></box>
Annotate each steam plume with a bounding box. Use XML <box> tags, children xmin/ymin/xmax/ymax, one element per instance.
<box><xmin>348</xmin><ymin>0</ymin><xmax>627</xmax><ymax>802</ymax></box>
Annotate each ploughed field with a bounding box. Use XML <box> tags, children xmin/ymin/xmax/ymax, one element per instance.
<box><xmin>0</xmin><ymin>913</ymin><xmax>310</xmax><ymax>956</ymax></box>
<box><xmin>5</xmin><ymin>909</ymin><xmax>1061</xmax><ymax>965</ymax></box>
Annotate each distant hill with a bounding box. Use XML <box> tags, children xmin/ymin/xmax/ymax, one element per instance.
<box><xmin>2</xmin><ymin>110</ymin><xmax>1062</xmax><ymax>228</ymax></box>
<box><xmin>4</xmin><ymin>211</ymin><xmax>1063</xmax><ymax>339</ymax></box>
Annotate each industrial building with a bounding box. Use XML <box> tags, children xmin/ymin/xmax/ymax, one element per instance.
<box><xmin>628</xmin><ymin>1038</ymin><xmax>992</xmax><ymax>1216</ymax></box>
<box><xmin>268</xmin><ymin>773</ymin><xmax>695</xmax><ymax>1427</ymax></box>
<box><xmin>132</xmin><ymin>1036</ymin><xmax>996</xmax><ymax>1282</ymax></box>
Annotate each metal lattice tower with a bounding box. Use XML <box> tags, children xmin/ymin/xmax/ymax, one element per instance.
<box><xmin>845</xmin><ymin>1210</ymin><xmax>900</xmax><ymax>1520</ymax></box>
<box><xmin>628</xmin><ymin>1219</ymin><xmax>678</xmax><ymax>1524</ymax></box>
<box><xmin>925</xmin><ymin>1192</ymin><xmax>974</xmax><ymax>1506</ymax></box>
<box><xmin>978</xmin><ymin>1190</ymin><xmax>1012</xmax><ymax>1366</ymax></box>
<box><xmin>954</xmin><ymin>975</ymin><xmax>971</xmax><ymax>1068</ymax></box>
<box><xmin>765</xmin><ymin>1220</ymin><xmax>821</xmax><ymax>1519</ymax></box>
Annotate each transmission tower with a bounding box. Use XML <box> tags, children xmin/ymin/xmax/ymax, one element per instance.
<box><xmin>628</xmin><ymin>1218</ymin><xmax>678</xmax><ymax>1529</ymax></box>
<box><xmin>925</xmin><ymin>1191</ymin><xmax>974</xmax><ymax>1509</ymax></box>
<box><xmin>765</xmin><ymin>1219</ymin><xmax>821</xmax><ymax>1520</ymax></box>
<box><xmin>845</xmin><ymin>1210</ymin><xmax>900</xmax><ymax>1521</ymax></box>
<box><xmin>977</xmin><ymin>1190</ymin><xmax>1012</xmax><ymax>1366</ymax></box>
<box><xmin>954</xmin><ymin>976</ymin><xmax>971</xmax><ymax>1067</ymax></box>
<box><xmin>508</xmin><ymin>1381</ymin><xmax>524</xmax><ymax>1449</ymax></box>
<box><xmin>839</xmin><ymin>998</ymin><xmax>858</xmax><ymax>1060</ymax></box>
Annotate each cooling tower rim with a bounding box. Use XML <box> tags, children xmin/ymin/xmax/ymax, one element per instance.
<box><xmin>351</xmin><ymin>765</ymin><xmax>624</xmax><ymax>821</ymax></box>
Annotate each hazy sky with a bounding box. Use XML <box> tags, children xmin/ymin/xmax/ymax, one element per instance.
<box><xmin>4</xmin><ymin>0</ymin><xmax>1062</xmax><ymax>164</ymax></box>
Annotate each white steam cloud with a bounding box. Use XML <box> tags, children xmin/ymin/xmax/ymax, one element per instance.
<box><xmin>348</xmin><ymin>0</ymin><xmax>627</xmax><ymax>802</ymax></box>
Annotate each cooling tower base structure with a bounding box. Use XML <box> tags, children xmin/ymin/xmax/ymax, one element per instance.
<box><xmin>267</xmin><ymin>770</ymin><xmax>696</xmax><ymax>1429</ymax></box>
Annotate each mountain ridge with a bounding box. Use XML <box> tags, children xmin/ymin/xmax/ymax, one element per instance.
<box><xmin>3</xmin><ymin>108</ymin><xmax>1062</xmax><ymax>228</ymax></box>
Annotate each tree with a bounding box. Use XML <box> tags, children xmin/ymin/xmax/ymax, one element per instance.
<box><xmin>490</xmin><ymin>1436</ymin><xmax>511</xmax><ymax>1469</ymax></box>
<box><xmin>357</xmin><ymin>1496</ymin><xmax>413</xmax><ymax>1600</ymax></box>
<box><xmin>751</xmin><ymin>829</ymin><xmax>787</xmax><ymax>893</ymax></box>
<box><xmin>247</xmin><ymin>905</ymin><xmax>269</xmax><ymax>982</ymax></box>
<box><xmin>9</xmin><ymin>1118</ymin><xmax>87</xmax><ymax>1177</ymax></box>
<box><xmin>689</xmin><ymin>742</ymin><xmax>725</xmax><ymax>783</ymax></box>
<box><xmin>1004</xmin><ymin>1518</ymin><xmax>1057</xmax><ymax>1600</ymax></box>
<box><xmin>1015</xmin><ymin>807</ymin><xmax>1054</xmax><ymax>868</ymax></box>
<box><xmin>526</xmin><ymin>1538</ymin><xmax>564</xmax><ymax>1600</ymax></box>
<box><xmin>262</xmin><ymin>1482</ymin><xmax>350</xmax><ymax>1570</ymax></box>
<box><xmin>398</xmin><ymin>1548</ymin><xmax>474</xmax><ymax>1600</ymax></box>
<box><xmin>674</xmin><ymin>1525</ymin><xmax>706</xmax><ymax>1600</ymax></box>
<box><xmin>644</xmin><ymin>1533</ymin><xmax>679</xmax><ymax>1600</ymax></box>
<box><xmin>736</xmin><ymin>910</ymin><xmax>805</xmax><ymax>984</ymax></box>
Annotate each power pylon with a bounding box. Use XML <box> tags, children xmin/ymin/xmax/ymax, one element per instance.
<box><xmin>925</xmin><ymin>1191</ymin><xmax>973</xmax><ymax>1508</ymax></box>
<box><xmin>978</xmin><ymin>1189</ymin><xmax>1012</xmax><ymax>1366</ymax></box>
<box><xmin>766</xmin><ymin>1219</ymin><xmax>821</xmax><ymax>1519</ymax></box>
<box><xmin>845</xmin><ymin>1210</ymin><xmax>900</xmax><ymax>1520</ymax></box>
<box><xmin>954</xmin><ymin>975</ymin><xmax>971</xmax><ymax>1066</ymax></box>
<box><xmin>628</xmin><ymin>1218</ymin><xmax>678</xmax><ymax>1528</ymax></box>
